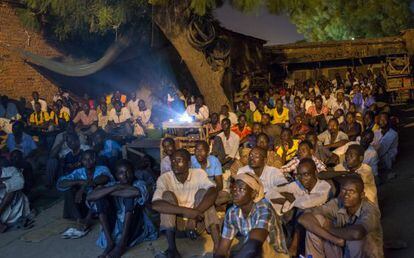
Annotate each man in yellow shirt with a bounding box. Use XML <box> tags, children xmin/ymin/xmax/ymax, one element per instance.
<box><xmin>49</xmin><ymin>102</ymin><xmax>70</xmax><ymax>127</ymax></box>
<box><xmin>275</xmin><ymin>128</ymin><xmax>299</xmax><ymax>165</ymax></box>
<box><xmin>29</xmin><ymin>102</ymin><xmax>50</xmax><ymax>130</ymax></box>
<box><xmin>270</xmin><ymin>99</ymin><xmax>289</xmax><ymax>126</ymax></box>
<box><xmin>253</xmin><ymin>100</ymin><xmax>266</xmax><ymax>123</ymax></box>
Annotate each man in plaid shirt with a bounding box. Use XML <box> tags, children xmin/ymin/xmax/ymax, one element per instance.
<box><xmin>281</xmin><ymin>140</ymin><xmax>327</xmax><ymax>176</ymax></box>
<box><xmin>214</xmin><ymin>172</ymin><xmax>288</xmax><ymax>258</ymax></box>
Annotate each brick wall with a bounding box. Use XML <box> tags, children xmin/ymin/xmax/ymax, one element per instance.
<box><xmin>0</xmin><ymin>3</ymin><xmax>60</xmax><ymax>103</ymax></box>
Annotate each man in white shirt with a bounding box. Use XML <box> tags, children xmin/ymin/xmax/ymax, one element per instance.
<box><xmin>318</xmin><ymin>118</ymin><xmax>349</xmax><ymax>150</ymax></box>
<box><xmin>213</xmin><ymin>118</ymin><xmax>240</xmax><ymax>169</ymax></box>
<box><xmin>132</xmin><ymin>100</ymin><xmax>152</xmax><ymax>136</ymax></box>
<box><xmin>160</xmin><ymin>137</ymin><xmax>176</xmax><ymax>174</ymax></box>
<box><xmin>268</xmin><ymin>158</ymin><xmax>331</xmax><ymax>215</ymax></box>
<box><xmin>152</xmin><ymin>149</ymin><xmax>221</xmax><ymax>256</ymax></box>
<box><xmin>322</xmin><ymin>88</ymin><xmax>335</xmax><ymax>112</ymax></box>
<box><xmin>185</xmin><ymin>95</ymin><xmax>209</xmax><ymax>122</ymax></box>
<box><xmin>372</xmin><ymin>112</ymin><xmax>398</xmax><ymax>179</ymax></box>
<box><xmin>237</xmin><ymin>147</ymin><xmax>288</xmax><ymax>194</ymax></box>
<box><xmin>30</xmin><ymin>91</ymin><xmax>47</xmax><ymax>112</ymax></box>
<box><xmin>330</xmin><ymin>90</ymin><xmax>349</xmax><ymax>116</ymax></box>
<box><xmin>127</xmin><ymin>92</ymin><xmax>140</xmax><ymax>117</ymax></box>
<box><xmin>219</xmin><ymin>104</ymin><xmax>238</xmax><ymax>125</ymax></box>
<box><xmin>107</xmin><ymin>101</ymin><xmax>133</xmax><ymax>136</ymax></box>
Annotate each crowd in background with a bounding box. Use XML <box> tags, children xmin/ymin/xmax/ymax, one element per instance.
<box><xmin>0</xmin><ymin>66</ymin><xmax>398</xmax><ymax>258</ymax></box>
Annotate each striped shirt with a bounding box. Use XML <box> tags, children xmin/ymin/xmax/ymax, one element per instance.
<box><xmin>280</xmin><ymin>156</ymin><xmax>327</xmax><ymax>175</ymax></box>
<box><xmin>222</xmin><ymin>198</ymin><xmax>288</xmax><ymax>254</ymax></box>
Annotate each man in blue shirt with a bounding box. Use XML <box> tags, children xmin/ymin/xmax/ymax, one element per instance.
<box><xmin>191</xmin><ymin>140</ymin><xmax>230</xmax><ymax>206</ymax></box>
<box><xmin>88</xmin><ymin>159</ymin><xmax>157</xmax><ymax>258</ymax></box>
<box><xmin>0</xmin><ymin>96</ymin><xmax>20</xmax><ymax>120</ymax></box>
<box><xmin>57</xmin><ymin>150</ymin><xmax>114</xmax><ymax>228</ymax></box>
<box><xmin>92</xmin><ymin>129</ymin><xmax>121</xmax><ymax>170</ymax></box>
<box><xmin>6</xmin><ymin>121</ymin><xmax>37</xmax><ymax>158</ymax></box>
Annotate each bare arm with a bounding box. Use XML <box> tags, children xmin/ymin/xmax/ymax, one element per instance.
<box><xmin>214</xmin><ymin>175</ymin><xmax>223</xmax><ymax>191</ymax></box>
<box><xmin>110</xmin><ymin>185</ymin><xmax>140</xmax><ymax>198</ymax></box>
<box><xmin>325</xmin><ymin>140</ymin><xmax>349</xmax><ymax>149</ymax></box>
<box><xmin>317</xmin><ymin>170</ymin><xmax>349</xmax><ymax>180</ymax></box>
<box><xmin>194</xmin><ymin>187</ymin><xmax>218</xmax><ymax>213</ymax></box>
<box><xmin>214</xmin><ymin>238</ymin><xmax>233</xmax><ymax>258</ymax></box>
<box><xmin>87</xmin><ymin>185</ymin><xmax>119</xmax><ymax>201</ymax></box>
<box><xmin>234</xmin><ymin>228</ymin><xmax>268</xmax><ymax>258</ymax></box>
<box><xmin>87</xmin><ymin>184</ymin><xmax>140</xmax><ymax>201</ymax></box>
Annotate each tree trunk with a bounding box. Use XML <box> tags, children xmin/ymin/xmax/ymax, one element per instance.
<box><xmin>154</xmin><ymin>20</ymin><xmax>230</xmax><ymax>113</ymax></box>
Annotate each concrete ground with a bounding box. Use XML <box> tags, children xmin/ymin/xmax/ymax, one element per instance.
<box><xmin>1</xmin><ymin>105</ymin><xmax>414</xmax><ymax>258</ymax></box>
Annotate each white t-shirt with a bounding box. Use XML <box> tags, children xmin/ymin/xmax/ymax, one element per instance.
<box><xmin>185</xmin><ymin>104</ymin><xmax>209</xmax><ymax>122</ymax></box>
<box><xmin>108</xmin><ymin>107</ymin><xmax>131</xmax><ymax>124</ymax></box>
<box><xmin>317</xmin><ymin>130</ymin><xmax>349</xmax><ymax>146</ymax></box>
<box><xmin>152</xmin><ymin>169</ymin><xmax>215</xmax><ymax>208</ymax></box>
<box><xmin>127</xmin><ymin>99</ymin><xmax>140</xmax><ymax>117</ymax></box>
<box><xmin>220</xmin><ymin>112</ymin><xmax>238</xmax><ymax>125</ymax></box>
<box><xmin>237</xmin><ymin>165</ymin><xmax>288</xmax><ymax>194</ymax></box>
<box><xmin>30</xmin><ymin>99</ymin><xmax>48</xmax><ymax>112</ymax></box>
<box><xmin>217</xmin><ymin>131</ymin><xmax>240</xmax><ymax>159</ymax></box>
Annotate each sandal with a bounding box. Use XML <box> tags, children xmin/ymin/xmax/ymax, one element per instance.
<box><xmin>70</xmin><ymin>228</ymin><xmax>90</xmax><ymax>239</ymax></box>
<box><xmin>61</xmin><ymin>227</ymin><xmax>76</xmax><ymax>239</ymax></box>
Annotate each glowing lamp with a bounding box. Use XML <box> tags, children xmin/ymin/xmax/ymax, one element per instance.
<box><xmin>178</xmin><ymin>113</ymin><xmax>193</xmax><ymax>123</ymax></box>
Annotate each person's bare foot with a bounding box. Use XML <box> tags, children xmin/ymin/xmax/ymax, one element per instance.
<box><xmin>106</xmin><ymin>244</ymin><xmax>127</xmax><ymax>258</ymax></box>
<box><xmin>97</xmin><ymin>241</ymin><xmax>115</xmax><ymax>258</ymax></box>
<box><xmin>0</xmin><ymin>223</ymin><xmax>7</xmax><ymax>233</ymax></box>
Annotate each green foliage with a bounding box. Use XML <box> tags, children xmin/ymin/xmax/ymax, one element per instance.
<box><xmin>279</xmin><ymin>0</ymin><xmax>413</xmax><ymax>41</ymax></box>
<box><xmin>16</xmin><ymin>0</ymin><xmax>414</xmax><ymax>42</ymax></box>
<box><xmin>15</xmin><ymin>7</ymin><xmax>41</xmax><ymax>32</ymax></box>
<box><xmin>20</xmin><ymin>0</ymin><xmax>149</xmax><ymax>40</ymax></box>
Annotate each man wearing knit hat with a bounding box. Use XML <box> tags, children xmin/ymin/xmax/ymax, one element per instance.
<box><xmin>214</xmin><ymin>172</ymin><xmax>289</xmax><ymax>258</ymax></box>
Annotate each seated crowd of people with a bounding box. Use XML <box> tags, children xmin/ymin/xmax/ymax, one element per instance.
<box><xmin>0</xmin><ymin>68</ymin><xmax>399</xmax><ymax>258</ymax></box>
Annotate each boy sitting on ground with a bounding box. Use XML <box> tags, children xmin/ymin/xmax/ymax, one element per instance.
<box><xmin>298</xmin><ymin>175</ymin><xmax>383</xmax><ymax>258</ymax></box>
<box><xmin>269</xmin><ymin>159</ymin><xmax>331</xmax><ymax>256</ymax></box>
<box><xmin>56</xmin><ymin>150</ymin><xmax>114</xmax><ymax>237</ymax></box>
<box><xmin>0</xmin><ymin>157</ymin><xmax>30</xmax><ymax>233</ymax></box>
<box><xmin>191</xmin><ymin>140</ymin><xmax>230</xmax><ymax>206</ymax></box>
<box><xmin>152</xmin><ymin>149</ymin><xmax>221</xmax><ymax>257</ymax></box>
<box><xmin>214</xmin><ymin>172</ymin><xmax>288</xmax><ymax>258</ymax></box>
<box><xmin>87</xmin><ymin>159</ymin><xmax>157</xmax><ymax>258</ymax></box>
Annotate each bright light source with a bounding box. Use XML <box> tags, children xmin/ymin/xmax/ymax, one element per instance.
<box><xmin>168</xmin><ymin>119</ymin><xmax>174</xmax><ymax>122</ymax></box>
<box><xmin>351</xmin><ymin>37</ymin><xmax>355</xmax><ymax>40</ymax></box>
<box><xmin>178</xmin><ymin>113</ymin><xmax>193</xmax><ymax>123</ymax></box>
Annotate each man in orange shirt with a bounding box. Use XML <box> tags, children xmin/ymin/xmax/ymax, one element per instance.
<box><xmin>231</xmin><ymin>114</ymin><xmax>252</xmax><ymax>144</ymax></box>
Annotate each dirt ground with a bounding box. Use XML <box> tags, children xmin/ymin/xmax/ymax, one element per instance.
<box><xmin>1</xmin><ymin>105</ymin><xmax>414</xmax><ymax>258</ymax></box>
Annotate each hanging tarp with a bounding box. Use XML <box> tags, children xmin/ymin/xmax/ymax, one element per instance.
<box><xmin>16</xmin><ymin>36</ymin><xmax>130</xmax><ymax>77</ymax></box>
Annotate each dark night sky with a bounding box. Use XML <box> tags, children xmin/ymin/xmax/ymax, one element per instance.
<box><xmin>214</xmin><ymin>2</ymin><xmax>304</xmax><ymax>45</ymax></box>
